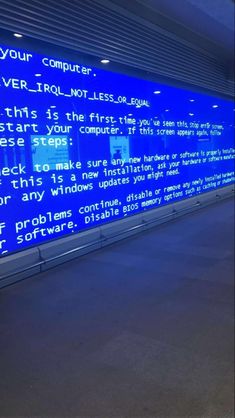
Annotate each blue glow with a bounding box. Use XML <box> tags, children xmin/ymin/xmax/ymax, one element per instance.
<box><xmin>0</xmin><ymin>43</ymin><xmax>234</xmax><ymax>256</ymax></box>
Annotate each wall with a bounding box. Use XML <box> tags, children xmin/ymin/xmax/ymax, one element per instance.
<box><xmin>0</xmin><ymin>0</ymin><xmax>234</xmax><ymax>286</ymax></box>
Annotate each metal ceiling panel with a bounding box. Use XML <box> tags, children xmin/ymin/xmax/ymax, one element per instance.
<box><xmin>0</xmin><ymin>0</ymin><xmax>233</xmax><ymax>97</ymax></box>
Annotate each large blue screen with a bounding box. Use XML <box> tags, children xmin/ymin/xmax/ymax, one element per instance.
<box><xmin>0</xmin><ymin>43</ymin><xmax>234</xmax><ymax>255</ymax></box>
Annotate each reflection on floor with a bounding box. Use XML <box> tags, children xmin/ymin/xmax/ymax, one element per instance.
<box><xmin>0</xmin><ymin>198</ymin><xmax>234</xmax><ymax>418</ymax></box>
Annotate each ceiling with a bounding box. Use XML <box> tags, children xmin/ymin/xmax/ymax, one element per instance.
<box><xmin>108</xmin><ymin>0</ymin><xmax>234</xmax><ymax>66</ymax></box>
<box><xmin>137</xmin><ymin>0</ymin><xmax>234</xmax><ymax>56</ymax></box>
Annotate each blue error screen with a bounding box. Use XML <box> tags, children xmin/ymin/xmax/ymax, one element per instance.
<box><xmin>0</xmin><ymin>43</ymin><xmax>234</xmax><ymax>255</ymax></box>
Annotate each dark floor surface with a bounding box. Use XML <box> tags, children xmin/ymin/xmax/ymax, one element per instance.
<box><xmin>0</xmin><ymin>199</ymin><xmax>234</xmax><ymax>418</ymax></box>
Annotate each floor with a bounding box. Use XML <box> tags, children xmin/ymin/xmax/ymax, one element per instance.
<box><xmin>0</xmin><ymin>199</ymin><xmax>234</xmax><ymax>418</ymax></box>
